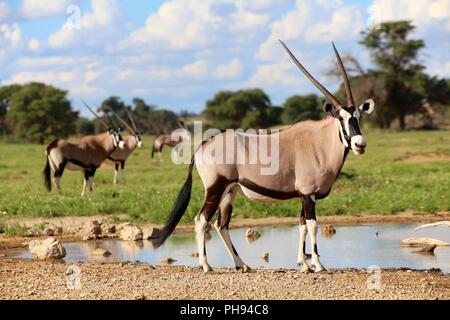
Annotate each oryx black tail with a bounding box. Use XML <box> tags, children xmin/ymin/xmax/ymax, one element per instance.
<box><xmin>149</xmin><ymin>156</ymin><xmax>195</xmax><ymax>248</ymax></box>
<box><xmin>43</xmin><ymin>156</ymin><xmax>51</xmax><ymax>192</ymax></box>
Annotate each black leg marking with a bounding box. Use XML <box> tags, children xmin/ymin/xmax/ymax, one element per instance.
<box><xmin>231</xmin><ymin>244</ymin><xmax>238</xmax><ymax>256</ymax></box>
<box><xmin>115</xmin><ymin>162</ymin><xmax>119</xmax><ymax>171</ymax></box>
<box><xmin>120</xmin><ymin>161</ymin><xmax>125</xmax><ymax>170</ymax></box>
<box><xmin>314</xmin><ymin>244</ymin><xmax>318</xmax><ymax>255</ymax></box>
<box><xmin>301</xmin><ymin>195</ymin><xmax>316</xmax><ymax>220</ymax></box>
<box><xmin>54</xmin><ymin>159</ymin><xmax>67</xmax><ymax>178</ymax></box>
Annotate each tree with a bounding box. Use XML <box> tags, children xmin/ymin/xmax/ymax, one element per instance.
<box><xmin>76</xmin><ymin>117</ymin><xmax>95</xmax><ymax>136</ymax></box>
<box><xmin>281</xmin><ymin>94</ymin><xmax>321</xmax><ymax>124</ymax></box>
<box><xmin>361</xmin><ymin>21</ymin><xmax>425</xmax><ymax>129</ymax></box>
<box><xmin>204</xmin><ymin>89</ymin><xmax>280</xmax><ymax>129</ymax></box>
<box><xmin>6</xmin><ymin>82</ymin><xmax>78</xmax><ymax>143</ymax></box>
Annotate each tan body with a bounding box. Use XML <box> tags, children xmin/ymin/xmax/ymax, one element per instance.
<box><xmin>44</xmin><ymin>131</ymin><xmax>124</xmax><ymax>195</ymax></box>
<box><xmin>196</xmin><ymin>117</ymin><xmax>345</xmax><ymax>200</ymax></box>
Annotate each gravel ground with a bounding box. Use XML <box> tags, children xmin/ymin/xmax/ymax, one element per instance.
<box><xmin>0</xmin><ymin>258</ymin><xmax>448</xmax><ymax>300</ymax></box>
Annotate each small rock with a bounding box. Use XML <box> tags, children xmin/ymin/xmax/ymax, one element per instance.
<box><xmin>92</xmin><ymin>248</ymin><xmax>111</xmax><ymax>257</ymax></box>
<box><xmin>29</xmin><ymin>237</ymin><xmax>66</xmax><ymax>260</ymax></box>
<box><xmin>413</xmin><ymin>244</ymin><xmax>436</xmax><ymax>254</ymax></box>
<box><xmin>102</xmin><ymin>224</ymin><xmax>116</xmax><ymax>234</ymax></box>
<box><xmin>261</xmin><ymin>252</ymin><xmax>269</xmax><ymax>262</ymax></box>
<box><xmin>43</xmin><ymin>228</ymin><xmax>54</xmax><ymax>236</ymax></box>
<box><xmin>26</xmin><ymin>228</ymin><xmax>41</xmax><ymax>237</ymax></box>
<box><xmin>245</xmin><ymin>228</ymin><xmax>261</xmax><ymax>242</ymax></box>
<box><xmin>190</xmin><ymin>252</ymin><xmax>199</xmax><ymax>258</ymax></box>
<box><xmin>79</xmin><ymin>220</ymin><xmax>102</xmax><ymax>241</ymax></box>
<box><xmin>142</xmin><ymin>226</ymin><xmax>159</xmax><ymax>240</ymax></box>
<box><xmin>119</xmin><ymin>223</ymin><xmax>143</xmax><ymax>241</ymax></box>
<box><xmin>160</xmin><ymin>257</ymin><xmax>177</xmax><ymax>264</ymax></box>
<box><xmin>321</xmin><ymin>225</ymin><xmax>336</xmax><ymax>237</ymax></box>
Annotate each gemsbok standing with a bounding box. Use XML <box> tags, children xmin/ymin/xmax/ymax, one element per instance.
<box><xmin>151</xmin><ymin>124</ymin><xmax>190</xmax><ymax>159</ymax></box>
<box><xmin>43</xmin><ymin>103</ymin><xmax>125</xmax><ymax>196</ymax></box>
<box><xmin>108</xmin><ymin>110</ymin><xmax>143</xmax><ymax>184</ymax></box>
<box><xmin>150</xmin><ymin>41</ymin><xmax>375</xmax><ymax>273</ymax></box>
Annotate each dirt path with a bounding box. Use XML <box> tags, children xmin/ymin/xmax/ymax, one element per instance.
<box><xmin>0</xmin><ymin>258</ymin><xmax>448</xmax><ymax>300</ymax></box>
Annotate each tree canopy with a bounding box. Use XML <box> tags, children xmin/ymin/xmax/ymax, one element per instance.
<box><xmin>281</xmin><ymin>94</ymin><xmax>322</xmax><ymax>124</ymax></box>
<box><xmin>5</xmin><ymin>83</ymin><xmax>78</xmax><ymax>143</ymax></box>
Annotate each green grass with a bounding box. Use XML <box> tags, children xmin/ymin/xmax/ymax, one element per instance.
<box><xmin>0</xmin><ymin>130</ymin><xmax>449</xmax><ymax>226</ymax></box>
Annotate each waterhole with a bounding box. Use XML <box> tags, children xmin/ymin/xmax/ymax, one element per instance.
<box><xmin>15</xmin><ymin>223</ymin><xmax>450</xmax><ymax>273</ymax></box>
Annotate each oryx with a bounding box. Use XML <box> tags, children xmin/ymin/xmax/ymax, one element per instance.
<box><xmin>151</xmin><ymin>122</ymin><xmax>190</xmax><ymax>159</ymax></box>
<box><xmin>107</xmin><ymin>109</ymin><xmax>143</xmax><ymax>184</ymax></box>
<box><xmin>150</xmin><ymin>41</ymin><xmax>375</xmax><ymax>273</ymax></box>
<box><xmin>43</xmin><ymin>103</ymin><xmax>125</xmax><ymax>196</ymax></box>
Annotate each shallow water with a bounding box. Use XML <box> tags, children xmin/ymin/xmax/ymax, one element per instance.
<box><xmin>16</xmin><ymin>223</ymin><xmax>450</xmax><ymax>273</ymax></box>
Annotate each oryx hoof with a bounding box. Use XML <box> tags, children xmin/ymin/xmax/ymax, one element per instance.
<box><xmin>300</xmin><ymin>265</ymin><xmax>313</xmax><ymax>274</ymax></box>
<box><xmin>202</xmin><ymin>264</ymin><xmax>213</xmax><ymax>273</ymax></box>
<box><xmin>314</xmin><ymin>266</ymin><xmax>328</xmax><ymax>273</ymax></box>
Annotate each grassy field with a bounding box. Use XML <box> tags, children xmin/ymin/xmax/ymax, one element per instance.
<box><xmin>0</xmin><ymin>130</ymin><xmax>449</xmax><ymax>227</ymax></box>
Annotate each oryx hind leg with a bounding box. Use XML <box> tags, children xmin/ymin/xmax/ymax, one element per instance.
<box><xmin>214</xmin><ymin>185</ymin><xmax>251</xmax><ymax>272</ymax></box>
<box><xmin>53</xmin><ymin>159</ymin><xmax>67</xmax><ymax>194</ymax></box>
<box><xmin>195</xmin><ymin>181</ymin><xmax>227</xmax><ymax>273</ymax></box>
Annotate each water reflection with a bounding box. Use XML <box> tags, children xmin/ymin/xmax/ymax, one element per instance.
<box><xmin>15</xmin><ymin>223</ymin><xmax>450</xmax><ymax>273</ymax></box>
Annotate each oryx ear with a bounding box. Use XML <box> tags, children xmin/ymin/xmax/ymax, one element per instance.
<box><xmin>322</xmin><ymin>100</ymin><xmax>339</xmax><ymax>117</ymax></box>
<box><xmin>359</xmin><ymin>99</ymin><xmax>375</xmax><ymax>114</ymax></box>
<box><xmin>322</xmin><ymin>100</ymin><xmax>333</xmax><ymax>113</ymax></box>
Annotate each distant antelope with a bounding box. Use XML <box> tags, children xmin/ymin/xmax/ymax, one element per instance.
<box><xmin>151</xmin><ymin>125</ymin><xmax>190</xmax><ymax>159</ymax></box>
<box><xmin>43</xmin><ymin>103</ymin><xmax>125</xmax><ymax>196</ymax></box>
<box><xmin>150</xmin><ymin>41</ymin><xmax>375</xmax><ymax>273</ymax></box>
<box><xmin>108</xmin><ymin>109</ymin><xmax>143</xmax><ymax>184</ymax></box>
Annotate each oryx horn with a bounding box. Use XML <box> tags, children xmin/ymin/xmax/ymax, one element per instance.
<box><xmin>82</xmin><ymin>100</ymin><xmax>110</xmax><ymax>129</ymax></box>
<box><xmin>332</xmin><ymin>42</ymin><xmax>354</xmax><ymax>107</ymax></box>
<box><xmin>126</xmin><ymin>109</ymin><xmax>138</xmax><ymax>132</ymax></box>
<box><xmin>279</xmin><ymin>40</ymin><xmax>342</xmax><ymax>109</ymax></box>
<box><xmin>112</xmin><ymin>110</ymin><xmax>135</xmax><ymax>134</ymax></box>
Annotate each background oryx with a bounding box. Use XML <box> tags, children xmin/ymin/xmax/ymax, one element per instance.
<box><xmin>108</xmin><ymin>110</ymin><xmax>143</xmax><ymax>184</ymax></box>
<box><xmin>151</xmin><ymin>127</ymin><xmax>191</xmax><ymax>159</ymax></box>
<box><xmin>43</xmin><ymin>104</ymin><xmax>125</xmax><ymax>196</ymax></box>
<box><xmin>150</xmin><ymin>41</ymin><xmax>375</xmax><ymax>273</ymax></box>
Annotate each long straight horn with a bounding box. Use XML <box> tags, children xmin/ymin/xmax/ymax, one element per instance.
<box><xmin>126</xmin><ymin>109</ymin><xmax>138</xmax><ymax>132</ymax></box>
<box><xmin>114</xmin><ymin>111</ymin><xmax>135</xmax><ymax>134</ymax></box>
<box><xmin>279</xmin><ymin>40</ymin><xmax>342</xmax><ymax>109</ymax></box>
<box><xmin>332</xmin><ymin>42</ymin><xmax>354</xmax><ymax>107</ymax></box>
<box><xmin>82</xmin><ymin>100</ymin><xmax>110</xmax><ymax>129</ymax></box>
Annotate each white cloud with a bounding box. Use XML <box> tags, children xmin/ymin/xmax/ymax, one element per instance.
<box><xmin>27</xmin><ymin>37</ymin><xmax>40</xmax><ymax>52</ymax></box>
<box><xmin>0</xmin><ymin>2</ymin><xmax>11</xmax><ymax>21</ymax></box>
<box><xmin>182</xmin><ymin>60</ymin><xmax>209</xmax><ymax>78</ymax></box>
<box><xmin>257</xmin><ymin>0</ymin><xmax>365</xmax><ymax>61</ymax></box>
<box><xmin>19</xmin><ymin>0</ymin><xmax>73</xmax><ymax>19</ymax></box>
<box><xmin>214</xmin><ymin>58</ymin><xmax>242</xmax><ymax>79</ymax></box>
<box><xmin>368</xmin><ymin>0</ymin><xmax>450</xmax><ymax>31</ymax></box>
<box><xmin>306</xmin><ymin>5</ymin><xmax>364</xmax><ymax>43</ymax></box>
<box><xmin>0</xmin><ymin>23</ymin><xmax>22</xmax><ymax>61</ymax></box>
<box><xmin>48</xmin><ymin>0</ymin><xmax>125</xmax><ymax>50</ymax></box>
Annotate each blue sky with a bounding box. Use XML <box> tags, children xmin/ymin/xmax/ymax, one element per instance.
<box><xmin>1</xmin><ymin>0</ymin><xmax>449</xmax><ymax>117</ymax></box>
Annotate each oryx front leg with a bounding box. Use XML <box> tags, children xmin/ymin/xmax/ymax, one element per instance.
<box><xmin>303</xmin><ymin>194</ymin><xmax>326</xmax><ymax>273</ymax></box>
<box><xmin>297</xmin><ymin>209</ymin><xmax>312</xmax><ymax>273</ymax></box>
<box><xmin>113</xmin><ymin>162</ymin><xmax>119</xmax><ymax>184</ymax></box>
<box><xmin>81</xmin><ymin>176</ymin><xmax>88</xmax><ymax>196</ymax></box>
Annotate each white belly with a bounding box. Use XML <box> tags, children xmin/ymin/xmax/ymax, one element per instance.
<box><xmin>237</xmin><ymin>184</ymin><xmax>280</xmax><ymax>203</ymax></box>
